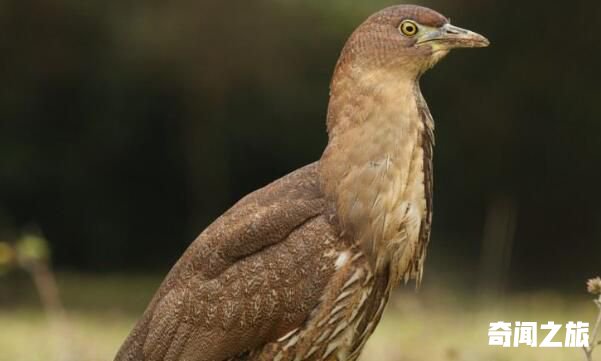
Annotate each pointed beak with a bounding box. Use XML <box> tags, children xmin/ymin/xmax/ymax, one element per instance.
<box><xmin>417</xmin><ymin>23</ymin><xmax>490</xmax><ymax>49</ymax></box>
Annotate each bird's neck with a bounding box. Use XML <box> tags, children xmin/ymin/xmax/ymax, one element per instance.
<box><xmin>319</xmin><ymin>67</ymin><xmax>433</xmax><ymax>283</ymax></box>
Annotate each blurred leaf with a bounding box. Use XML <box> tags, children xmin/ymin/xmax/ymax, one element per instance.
<box><xmin>15</xmin><ymin>233</ymin><xmax>50</xmax><ymax>266</ymax></box>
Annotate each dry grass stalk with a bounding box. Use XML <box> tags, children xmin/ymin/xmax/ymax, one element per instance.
<box><xmin>583</xmin><ymin>277</ymin><xmax>601</xmax><ymax>361</ymax></box>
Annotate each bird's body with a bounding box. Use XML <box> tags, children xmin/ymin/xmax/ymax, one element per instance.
<box><xmin>115</xmin><ymin>5</ymin><xmax>488</xmax><ymax>361</ymax></box>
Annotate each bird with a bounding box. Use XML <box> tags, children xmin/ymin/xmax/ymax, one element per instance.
<box><xmin>115</xmin><ymin>4</ymin><xmax>488</xmax><ymax>361</ymax></box>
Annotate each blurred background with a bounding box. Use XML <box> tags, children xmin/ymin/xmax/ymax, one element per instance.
<box><xmin>1</xmin><ymin>0</ymin><xmax>600</xmax><ymax>360</ymax></box>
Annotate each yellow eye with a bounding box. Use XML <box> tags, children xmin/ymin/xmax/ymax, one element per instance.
<box><xmin>399</xmin><ymin>20</ymin><xmax>419</xmax><ymax>36</ymax></box>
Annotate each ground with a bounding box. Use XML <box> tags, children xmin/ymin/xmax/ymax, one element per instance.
<box><xmin>0</xmin><ymin>273</ymin><xmax>596</xmax><ymax>361</ymax></box>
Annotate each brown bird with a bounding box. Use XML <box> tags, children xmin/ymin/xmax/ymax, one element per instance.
<box><xmin>115</xmin><ymin>4</ymin><xmax>488</xmax><ymax>361</ymax></box>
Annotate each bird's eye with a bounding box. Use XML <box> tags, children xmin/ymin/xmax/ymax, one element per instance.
<box><xmin>399</xmin><ymin>20</ymin><xmax>419</xmax><ymax>37</ymax></box>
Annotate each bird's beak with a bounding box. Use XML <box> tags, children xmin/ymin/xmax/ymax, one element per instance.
<box><xmin>417</xmin><ymin>23</ymin><xmax>489</xmax><ymax>49</ymax></box>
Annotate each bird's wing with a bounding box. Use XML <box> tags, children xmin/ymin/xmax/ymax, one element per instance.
<box><xmin>115</xmin><ymin>162</ymin><xmax>343</xmax><ymax>361</ymax></box>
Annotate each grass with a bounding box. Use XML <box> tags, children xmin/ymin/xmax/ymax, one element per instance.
<box><xmin>0</xmin><ymin>272</ymin><xmax>597</xmax><ymax>361</ymax></box>
<box><xmin>365</xmin><ymin>290</ymin><xmax>596</xmax><ymax>361</ymax></box>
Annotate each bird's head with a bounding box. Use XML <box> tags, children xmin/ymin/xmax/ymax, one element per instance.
<box><xmin>335</xmin><ymin>5</ymin><xmax>489</xmax><ymax>78</ymax></box>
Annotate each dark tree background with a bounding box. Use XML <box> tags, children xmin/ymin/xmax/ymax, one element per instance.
<box><xmin>1</xmin><ymin>0</ymin><xmax>600</xmax><ymax>290</ymax></box>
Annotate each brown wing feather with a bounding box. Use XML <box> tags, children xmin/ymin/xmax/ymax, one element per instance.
<box><xmin>115</xmin><ymin>162</ymin><xmax>341</xmax><ymax>361</ymax></box>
